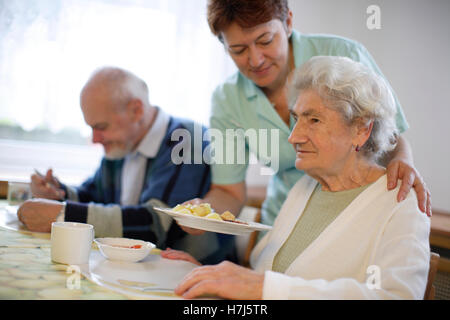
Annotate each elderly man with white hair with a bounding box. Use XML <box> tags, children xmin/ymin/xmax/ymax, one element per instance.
<box><xmin>163</xmin><ymin>56</ymin><xmax>430</xmax><ymax>300</ymax></box>
<box><xmin>17</xmin><ymin>66</ymin><xmax>236</xmax><ymax>265</ymax></box>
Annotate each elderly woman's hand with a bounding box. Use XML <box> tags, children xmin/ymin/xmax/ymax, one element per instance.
<box><xmin>160</xmin><ymin>248</ymin><xmax>202</xmax><ymax>266</ymax></box>
<box><xmin>386</xmin><ymin>159</ymin><xmax>431</xmax><ymax>217</ymax></box>
<box><xmin>175</xmin><ymin>261</ymin><xmax>264</xmax><ymax>300</ymax></box>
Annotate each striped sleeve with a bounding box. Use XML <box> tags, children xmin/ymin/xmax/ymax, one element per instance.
<box><xmin>64</xmin><ymin>200</ymin><xmax>169</xmax><ymax>247</ymax></box>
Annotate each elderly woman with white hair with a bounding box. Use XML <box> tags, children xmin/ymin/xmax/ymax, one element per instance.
<box><xmin>162</xmin><ymin>56</ymin><xmax>431</xmax><ymax>300</ymax></box>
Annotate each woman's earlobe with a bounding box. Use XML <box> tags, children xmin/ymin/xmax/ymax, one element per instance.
<box><xmin>285</xmin><ymin>10</ymin><xmax>294</xmax><ymax>36</ymax></box>
<box><xmin>284</xmin><ymin>22</ymin><xmax>293</xmax><ymax>37</ymax></box>
<box><xmin>355</xmin><ymin>120</ymin><xmax>374</xmax><ymax>151</ymax></box>
<box><xmin>363</xmin><ymin>121</ymin><xmax>374</xmax><ymax>140</ymax></box>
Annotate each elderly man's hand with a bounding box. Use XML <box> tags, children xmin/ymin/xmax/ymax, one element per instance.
<box><xmin>386</xmin><ymin>159</ymin><xmax>432</xmax><ymax>217</ymax></box>
<box><xmin>30</xmin><ymin>169</ymin><xmax>65</xmax><ymax>200</ymax></box>
<box><xmin>17</xmin><ymin>199</ymin><xmax>64</xmax><ymax>233</ymax></box>
<box><xmin>175</xmin><ymin>261</ymin><xmax>264</xmax><ymax>300</ymax></box>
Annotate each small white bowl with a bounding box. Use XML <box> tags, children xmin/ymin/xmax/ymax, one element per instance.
<box><xmin>94</xmin><ymin>238</ymin><xmax>155</xmax><ymax>262</ymax></box>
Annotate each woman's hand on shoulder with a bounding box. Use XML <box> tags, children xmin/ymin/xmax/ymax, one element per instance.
<box><xmin>386</xmin><ymin>159</ymin><xmax>431</xmax><ymax>217</ymax></box>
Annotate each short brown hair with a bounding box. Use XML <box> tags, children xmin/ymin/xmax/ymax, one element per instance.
<box><xmin>207</xmin><ymin>0</ymin><xmax>289</xmax><ymax>42</ymax></box>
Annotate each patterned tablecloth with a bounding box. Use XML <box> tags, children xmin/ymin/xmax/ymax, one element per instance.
<box><xmin>0</xmin><ymin>226</ymin><xmax>130</xmax><ymax>300</ymax></box>
<box><xmin>0</xmin><ymin>202</ymin><xmax>201</xmax><ymax>300</ymax></box>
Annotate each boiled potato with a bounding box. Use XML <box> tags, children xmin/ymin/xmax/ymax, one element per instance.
<box><xmin>191</xmin><ymin>203</ymin><xmax>212</xmax><ymax>217</ymax></box>
<box><xmin>172</xmin><ymin>204</ymin><xmax>194</xmax><ymax>215</ymax></box>
<box><xmin>205</xmin><ymin>212</ymin><xmax>223</xmax><ymax>221</ymax></box>
<box><xmin>173</xmin><ymin>203</ymin><xmax>234</xmax><ymax>223</ymax></box>
<box><xmin>220</xmin><ymin>211</ymin><xmax>235</xmax><ymax>221</ymax></box>
<box><xmin>172</xmin><ymin>204</ymin><xmax>186</xmax><ymax>212</ymax></box>
<box><xmin>178</xmin><ymin>208</ymin><xmax>193</xmax><ymax>215</ymax></box>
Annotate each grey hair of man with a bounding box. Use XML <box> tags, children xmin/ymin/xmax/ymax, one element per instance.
<box><xmin>82</xmin><ymin>66</ymin><xmax>151</xmax><ymax>111</ymax></box>
<box><xmin>288</xmin><ymin>56</ymin><xmax>398</xmax><ymax>161</ymax></box>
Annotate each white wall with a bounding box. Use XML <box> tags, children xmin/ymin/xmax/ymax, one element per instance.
<box><xmin>288</xmin><ymin>0</ymin><xmax>450</xmax><ymax>211</ymax></box>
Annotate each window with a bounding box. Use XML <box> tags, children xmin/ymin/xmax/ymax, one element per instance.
<box><xmin>0</xmin><ymin>0</ymin><xmax>236</xmax><ymax>184</ymax></box>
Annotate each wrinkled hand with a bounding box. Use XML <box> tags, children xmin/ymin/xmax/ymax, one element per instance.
<box><xmin>160</xmin><ymin>248</ymin><xmax>202</xmax><ymax>266</ymax></box>
<box><xmin>30</xmin><ymin>169</ymin><xmax>65</xmax><ymax>200</ymax></box>
<box><xmin>177</xmin><ymin>198</ymin><xmax>206</xmax><ymax>235</ymax></box>
<box><xmin>386</xmin><ymin>159</ymin><xmax>431</xmax><ymax>216</ymax></box>
<box><xmin>17</xmin><ymin>199</ymin><xmax>63</xmax><ymax>232</ymax></box>
<box><xmin>175</xmin><ymin>261</ymin><xmax>264</xmax><ymax>300</ymax></box>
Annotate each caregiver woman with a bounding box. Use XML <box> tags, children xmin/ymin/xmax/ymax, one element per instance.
<box><xmin>167</xmin><ymin>56</ymin><xmax>430</xmax><ymax>300</ymax></box>
<box><xmin>184</xmin><ymin>0</ymin><xmax>431</xmax><ymax>235</ymax></box>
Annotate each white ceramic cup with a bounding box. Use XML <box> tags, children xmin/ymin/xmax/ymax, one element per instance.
<box><xmin>51</xmin><ymin>222</ymin><xmax>94</xmax><ymax>265</ymax></box>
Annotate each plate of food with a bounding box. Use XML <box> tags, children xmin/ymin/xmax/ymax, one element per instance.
<box><xmin>153</xmin><ymin>203</ymin><xmax>272</xmax><ymax>236</ymax></box>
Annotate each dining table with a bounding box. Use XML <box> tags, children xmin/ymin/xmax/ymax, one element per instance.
<box><xmin>0</xmin><ymin>200</ymin><xmax>198</xmax><ymax>300</ymax></box>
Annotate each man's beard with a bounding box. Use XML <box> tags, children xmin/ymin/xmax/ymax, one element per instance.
<box><xmin>103</xmin><ymin>143</ymin><xmax>132</xmax><ymax>160</ymax></box>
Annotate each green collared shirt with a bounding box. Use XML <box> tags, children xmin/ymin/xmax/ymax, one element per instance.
<box><xmin>209</xmin><ymin>30</ymin><xmax>408</xmax><ymax>228</ymax></box>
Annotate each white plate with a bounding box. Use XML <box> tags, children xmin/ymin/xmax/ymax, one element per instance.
<box><xmin>154</xmin><ymin>207</ymin><xmax>272</xmax><ymax>236</ymax></box>
<box><xmin>79</xmin><ymin>250</ymin><xmax>198</xmax><ymax>300</ymax></box>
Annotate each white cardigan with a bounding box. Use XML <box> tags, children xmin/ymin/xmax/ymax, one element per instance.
<box><xmin>250</xmin><ymin>175</ymin><xmax>430</xmax><ymax>300</ymax></box>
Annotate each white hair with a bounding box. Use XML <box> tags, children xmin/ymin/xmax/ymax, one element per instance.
<box><xmin>288</xmin><ymin>56</ymin><xmax>398</xmax><ymax>161</ymax></box>
<box><xmin>85</xmin><ymin>66</ymin><xmax>150</xmax><ymax>110</ymax></box>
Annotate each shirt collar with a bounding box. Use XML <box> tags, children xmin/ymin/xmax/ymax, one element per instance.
<box><xmin>135</xmin><ymin>107</ymin><xmax>170</xmax><ymax>158</ymax></box>
<box><xmin>241</xmin><ymin>73</ymin><xmax>259</xmax><ymax>100</ymax></box>
<box><xmin>291</xmin><ymin>29</ymin><xmax>302</xmax><ymax>69</ymax></box>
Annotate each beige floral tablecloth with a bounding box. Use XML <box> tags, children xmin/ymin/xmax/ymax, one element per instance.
<box><xmin>0</xmin><ymin>226</ymin><xmax>128</xmax><ymax>300</ymax></box>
